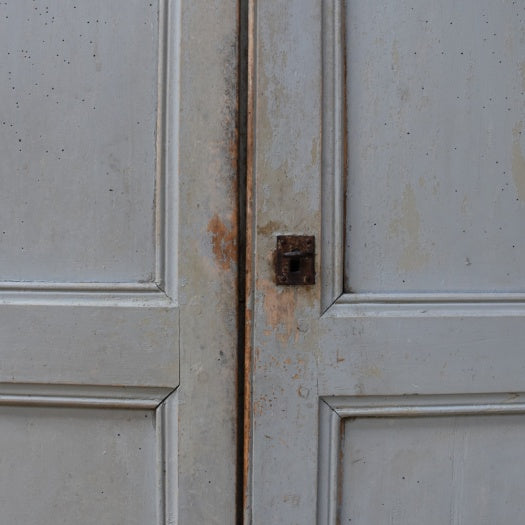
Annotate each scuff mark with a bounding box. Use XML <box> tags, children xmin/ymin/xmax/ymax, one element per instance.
<box><xmin>391</xmin><ymin>39</ymin><xmax>400</xmax><ymax>71</ymax></box>
<box><xmin>257</xmin><ymin>220</ymin><xmax>283</xmax><ymax>236</ymax></box>
<box><xmin>310</xmin><ymin>137</ymin><xmax>318</xmax><ymax>167</ymax></box>
<box><xmin>207</xmin><ymin>213</ymin><xmax>237</xmax><ymax>271</ymax></box>
<box><xmin>460</xmin><ymin>196</ymin><xmax>468</xmax><ymax>214</ymax></box>
<box><xmin>228</xmin><ymin>132</ymin><xmax>238</xmax><ymax>173</ymax></box>
<box><xmin>512</xmin><ymin>121</ymin><xmax>525</xmax><ymax>201</ymax></box>
<box><xmin>359</xmin><ymin>364</ymin><xmax>382</xmax><ymax>378</ymax></box>
<box><xmin>259</xmin><ymin>278</ymin><xmax>297</xmax><ymax>344</ymax></box>
<box><xmin>389</xmin><ymin>184</ymin><xmax>429</xmax><ymax>271</ymax></box>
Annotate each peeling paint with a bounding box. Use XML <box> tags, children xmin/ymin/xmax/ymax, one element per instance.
<box><xmin>512</xmin><ymin>121</ymin><xmax>525</xmax><ymax>201</ymax></box>
<box><xmin>389</xmin><ymin>184</ymin><xmax>429</xmax><ymax>272</ymax></box>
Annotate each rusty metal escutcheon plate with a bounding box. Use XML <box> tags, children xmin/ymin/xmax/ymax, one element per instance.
<box><xmin>275</xmin><ymin>235</ymin><xmax>315</xmax><ymax>285</ymax></box>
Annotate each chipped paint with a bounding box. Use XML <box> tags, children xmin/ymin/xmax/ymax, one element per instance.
<box><xmin>512</xmin><ymin>121</ymin><xmax>525</xmax><ymax>201</ymax></box>
<box><xmin>389</xmin><ymin>184</ymin><xmax>429</xmax><ymax>272</ymax></box>
<box><xmin>207</xmin><ymin>213</ymin><xmax>237</xmax><ymax>271</ymax></box>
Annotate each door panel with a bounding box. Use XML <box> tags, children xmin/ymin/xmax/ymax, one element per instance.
<box><xmin>337</xmin><ymin>410</ymin><xmax>525</xmax><ymax>524</ymax></box>
<box><xmin>0</xmin><ymin>0</ymin><xmax>159</xmax><ymax>283</ymax></box>
<box><xmin>0</xmin><ymin>405</ymin><xmax>158</xmax><ymax>525</ymax></box>
<box><xmin>248</xmin><ymin>1</ymin><xmax>525</xmax><ymax>523</ymax></box>
<box><xmin>344</xmin><ymin>0</ymin><xmax>525</xmax><ymax>293</ymax></box>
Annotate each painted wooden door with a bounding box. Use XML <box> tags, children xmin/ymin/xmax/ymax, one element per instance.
<box><xmin>247</xmin><ymin>1</ymin><xmax>525</xmax><ymax>523</ymax></box>
<box><xmin>0</xmin><ymin>1</ymin><xmax>237</xmax><ymax>524</ymax></box>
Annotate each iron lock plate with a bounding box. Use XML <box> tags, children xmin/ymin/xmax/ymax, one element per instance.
<box><xmin>275</xmin><ymin>235</ymin><xmax>315</xmax><ymax>285</ymax></box>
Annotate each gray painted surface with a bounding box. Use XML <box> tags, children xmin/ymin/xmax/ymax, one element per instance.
<box><xmin>0</xmin><ymin>406</ymin><xmax>158</xmax><ymax>525</ymax></box>
<box><xmin>340</xmin><ymin>414</ymin><xmax>525</xmax><ymax>524</ymax></box>
<box><xmin>0</xmin><ymin>0</ymin><xmax>158</xmax><ymax>283</ymax></box>
<box><xmin>0</xmin><ymin>1</ymin><xmax>238</xmax><ymax>523</ymax></box>
<box><xmin>248</xmin><ymin>1</ymin><xmax>525</xmax><ymax>523</ymax></box>
<box><xmin>345</xmin><ymin>0</ymin><xmax>525</xmax><ymax>293</ymax></box>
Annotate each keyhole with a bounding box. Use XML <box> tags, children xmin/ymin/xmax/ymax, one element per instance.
<box><xmin>289</xmin><ymin>258</ymin><xmax>301</xmax><ymax>273</ymax></box>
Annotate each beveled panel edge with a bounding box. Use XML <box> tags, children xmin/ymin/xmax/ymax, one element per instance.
<box><xmin>317</xmin><ymin>399</ymin><xmax>343</xmax><ymax>525</ymax></box>
<box><xmin>322</xmin><ymin>392</ymin><xmax>525</xmax><ymax>417</ymax></box>
<box><xmin>0</xmin><ymin>284</ymin><xmax>174</xmax><ymax>306</ymax></box>
<box><xmin>0</xmin><ymin>383</ymin><xmax>175</xmax><ymax>409</ymax></box>
<box><xmin>317</xmin><ymin>393</ymin><xmax>525</xmax><ymax>525</ymax></box>
<box><xmin>157</xmin><ymin>390</ymin><xmax>178</xmax><ymax>525</ymax></box>
<box><xmin>321</xmin><ymin>292</ymin><xmax>525</xmax><ymax>318</ymax></box>
<box><xmin>321</xmin><ymin>0</ymin><xmax>346</xmax><ymax>313</ymax></box>
<box><xmin>155</xmin><ymin>0</ymin><xmax>180</xmax><ymax>301</ymax></box>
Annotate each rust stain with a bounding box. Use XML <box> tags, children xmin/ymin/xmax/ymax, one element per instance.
<box><xmin>207</xmin><ymin>213</ymin><xmax>237</xmax><ymax>271</ymax></box>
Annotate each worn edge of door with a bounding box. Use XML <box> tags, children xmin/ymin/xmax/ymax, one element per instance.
<box><xmin>242</xmin><ymin>0</ymin><xmax>255</xmax><ymax>521</ymax></box>
<box><xmin>176</xmin><ymin>0</ymin><xmax>240</xmax><ymax>523</ymax></box>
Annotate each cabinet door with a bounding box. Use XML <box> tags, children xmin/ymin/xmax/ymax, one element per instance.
<box><xmin>247</xmin><ymin>1</ymin><xmax>525</xmax><ymax>523</ymax></box>
<box><xmin>0</xmin><ymin>1</ymin><xmax>237</xmax><ymax>523</ymax></box>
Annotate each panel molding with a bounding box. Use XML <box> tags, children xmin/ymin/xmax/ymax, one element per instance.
<box><xmin>0</xmin><ymin>282</ymin><xmax>173</xmax><ymax>306</ymax></box>
<box><xmin>321</xmin><ymin>0</ymin><xmax>346</xmax><ymax>313</ymax></box>
<box><xmin>157</xmin><ymin>390</ymin><xmax>178</xmax><ymax>525</ymax></box>
<box><xmin>155</xmin><ymin>0</ymin><xmax>180</xmax><ymax>302</ymax></box>
<box><xmin>0</xmin><ymin>383</ymin><xmax>173</xmax><ymax>409</ymax></box>
<box><xmin>324</xmin><ymin>292</ymin><xmax>525</xmax><ymax>318</ymax></box>
<box><xmin>0</xmin><ymin>0</ymin><xmax>179</xmax><ymax>304</ymax></box>
<box><xmin>317</xmin><ymin>393</ymin><xmax>525</xmax><ymax>525</ymax></box>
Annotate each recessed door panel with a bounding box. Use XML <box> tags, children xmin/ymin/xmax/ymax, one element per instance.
<box><xmin>344</xmin><ymin>0</ymin><xmax>525</xmax><ymax>293</ymax></box>
<box><xmin>0</xmin><ymin>406</ymin><xmax>158</xmax><ymax>525</ymax></box>
<box><xmin>0</xmin><ymin>1</ymin><xmax>159</xmax><ymax>283</ymax></box>
<box><xmin>340</xmin><ymin>414</ymin><xmax>525</xmax><ymax>524</ymax></box>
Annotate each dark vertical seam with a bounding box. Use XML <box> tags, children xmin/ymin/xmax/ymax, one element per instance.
<box><xmin>236</xmin><ymin>0</ymin><xmax>249</xmax><ymax>522</ymax></box>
